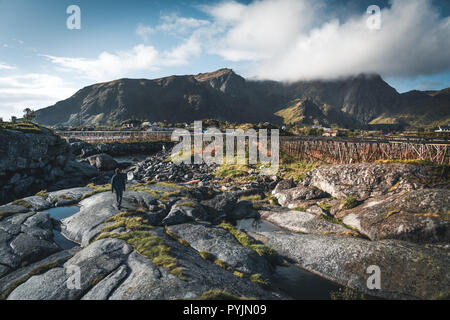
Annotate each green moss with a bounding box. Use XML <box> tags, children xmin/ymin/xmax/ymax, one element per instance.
<box><xmin>0</xmin><ymin>260</ymin><xmax>60</xmax><ymax>300</ymax></box>
<box><xmin>388</xmin><ymin>182</ymin><xmax>401</xmax><ymax>192</ymax></box>
<box><xmin>164</xmin><ymin>225</ymin><xmax>190</xmax><ymax>247</ymax></box>
<box><xmin>177</xmin><ymin>201</ymin><xmax>197</xmax><ymax>208</ymax></box>
<box><xmin>239</xmin><ymin>195</ymin><xmax>261</xmax><ymax>201</ymax></box>
<box><xmin>0</xmin><ymin>122</ymin><xmax>47</xmax><ymax>134</ymax></box>
<box><xmin>214</xmin><ymin>164</ymin><xmax>250</xmax><ymax>178</ymax></box>
<box><xmin>12</xmin><ymin>199</ymin><xmax>31</xmax><ymax>209</ymax></box>
<box><xmin>104</xmin><ymin>230</ymin><xmax>185</xmax><ymax>280</ymax></box>
<box><xmin>199</xmin><ymin>250</ymin><xmax>215</xmax><ymax>261</ymax></box>
<box><xmin>320</xmin><ymin>213</ymin><xmax>360</xmax><ymax>233</ymax></box>
<box><xmin>35</xmin><ymin>190</ymin><xmax>49</xmax><ymax>199</ymax></box>
<box><xmin>386</xmin><ymin>210</ymin><xmax>400</xmax><ymax>219</ymax></box>
<box><xmin>81</xmin><ymin>184</ymin><xmax>111</xmax><ymax>200</ymax></box>
<box><xmin>250</xmin><ymin>273</ymin><xmax>270</xmax><ymax>287</ymax></box>
<box><xmin>318</xmin><ymin>202</ymin><xmax>332</xmax><ymax>213</ymax></box>
<box><xmin>59</xmin><ymin>194</ymin><xmax>76</xmax><ymax>201</ymax></box>
<box><xmin>219</xmin><ymin>222</ymin><xmax>278</xmax><ymax>264</ymax></box>
<box><xmin>199</xmin><ymin>289</ymin><xmax>254</xmax><ymax>300</ymax></box>
<box><xmin>292</xmin><ymin>206</ymin><xmax>306</xmax><ymax>212</ymax></box>
<box><xmin>214</xmin><ymin>259</ymin><xmax>229</xmax><ymax>270</ymax></box>
<box><xmin>233</xmin><ymin>271</ymin><xmax>244</xmax><ymax>278</ymax></box>
<box><xmin>330</xmin><ymin>287</ymin><xmax>367</xmax><ymax>300</ymax></box>
<box><xmin>341</xmin><ymin>196</ymin><xmax>360</xmax><ymax>210</ymax></box>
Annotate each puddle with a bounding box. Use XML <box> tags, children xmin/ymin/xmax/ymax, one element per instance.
<box><xmin>44</xmin><ymin>206</ymin><xmax>80</xmax><ymax>250</ymax></box>
<box><xmin>237</xmin><ymin>218</ymin><xmax>343</xmax><ymax>300</ymax></box>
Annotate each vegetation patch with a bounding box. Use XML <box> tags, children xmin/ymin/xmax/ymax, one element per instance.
<box><xmin>35</xmin><ymin>190</ymin><xmax>49</xmax><ymax>199</ymax></box>
<box><xmin>12</xmin><ymin>199</ymin><xmax>31</xmax><ymax>209</ymax></box>
<box><xmin>292</xmin><ymin>206</ymin><xmax>306</xmax><ymax>212</ymax></box>
<box><xmin>320</xmin><ymin>213</ymin><xmax>360</xmax><ymax>233</ymax></box>
<box><xmin>341</xmin><ymin>196</ymin><xmax>360</xmax><ymax>210</ymax></box>
<box><xmin>215</xmin><ymin>164</ymin><xmax>250</xmax><ymax>179</ymax></box>
<box><xmin>0</xmin><ymin>260</ymin><xmax>60</xmax><ymax>300</ymax></box>
<box><xmin>59</xmin><ymin>194</ymin><xmax>76</xmax><ymax>201</ymax></box>
<box><xmin>0</xmin><ymin>121</ymin><xmax>48</xmax><ymax>134</ymax></box>
<box><xmin>81</xmin><ymin>184</ymin><xmax>111</xmax><ymax>200</ymax></box>
<box><xmin>386</xmin><ymin>210</ymin><xmax>400</xmax><ymax>219</ymax></box>
<box><xmin>318</xmin><ymin>202</ymin><xmax>332</xmax><ymax>213</ymax></box>
<box><xmin>199</xmin><ymin>289</ymin><xmax>254</xmax><ymax>300</ymax></box>
<box><xmin>199</xmin><ymin>250</ymin><xmax>215</xmax><ymax>261</ymax></box>
<box><xmin>164</xmin><ymin>225</ymin><xmax>190</xmax><ymax>247</ymax></box>
<box><xmin>250</xmin><ymin>273</ymin><xmax>270</xmax><ymax>287</ymax></box>
<box><xmin>233</xmin><ymin>271</ymin><xmax>244</xmax><ymax>278</ymax></box>
<box><xmin>219</xmin><ymin>222</ymin><xmax>278</xmax><ymax>264</ymax></box>
<box><xmin>98</xmin><ymin>230</ymin><xmax>186</xmax><ymax>280</ymax></box>
<box><xmin>330</xmin><ymin>287</ymin><xmax>367</xmax><ymax>300</ymax></box>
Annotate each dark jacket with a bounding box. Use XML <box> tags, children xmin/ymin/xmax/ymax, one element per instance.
<box><xmin>111</xmin><ymin>173</ymin><xmax>126</xmax><ymax>193</ymax></box>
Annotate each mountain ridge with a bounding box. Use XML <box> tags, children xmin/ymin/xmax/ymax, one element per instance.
<box><xmin>34</xmin><ymin>69</ymin><xmax>450</xmax><ymax>128</ymax></box>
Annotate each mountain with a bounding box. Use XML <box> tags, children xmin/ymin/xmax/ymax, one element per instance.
<box><xmin>34</xmin><ymin>68</ymin><xmax>450</xmax><ymax>128</ymax></box>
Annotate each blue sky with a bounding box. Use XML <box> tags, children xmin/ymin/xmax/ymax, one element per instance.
<box><xmin>0</xmin><ymin>0</ymin><xmax>449</xmax><ymax>120</ymax></box>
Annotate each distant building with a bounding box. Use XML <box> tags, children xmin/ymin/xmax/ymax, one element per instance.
<box><xmin>435</xmin><ymin>125</ymin><xmax>450</xmax><ymax>132</ymax></box>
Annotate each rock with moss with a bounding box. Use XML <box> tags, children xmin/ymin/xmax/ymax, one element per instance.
<box><xmin>251</xmin><ymin>230</ymin><xmax>450</xmax><ymax>300</ymax></box>
<box><xmin>303</xmin><ymin>163</ymin><xmax>437</xmax><ymax>200</ymax></box>
<box><xmin>162</xmin><ymin>200</ymin><xmax>207</xmax><ymax>225</ymax></box>
<box><xmin>338</xmin><ymin>189</ymin><xmax>450</xmax><ymax>243</ymax></box>
<box><xmin>273</xmin><ymin>185</ymin><xmax>329</xmax><ymax>208</ymax></box>
<box><xmin>0</xmin><ymin>211</ymin><xmax>60</xmax><ymax>278</ymax></box>
<box><xmin>258</xmin><ymin>207</ymin><xmax>350</xmax><ymax>235</ymax></box>
<box><xmin>167</xmin><ymin>222</ymin><xmax>272</xmax><ymax>277</ymax></box>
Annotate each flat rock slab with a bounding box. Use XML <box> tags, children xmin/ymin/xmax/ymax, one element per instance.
<box><xmin>47</xmin><ymin>187</ymin><xmax>95</xmax><ymax>206</ymax></box>
<box><xmin>340</xmin><ymin>189</ymin><xmax>450</xmax><ymax>243</ymax></box>
<box><xmin>0</xmin><ymin>211</ymin><xmax>59</xmax><ymax>274</ymax></box>
<box><xmin>0</xmin><ymin>247</ymin><xmax>79</xmax><ymax>297</ymax></box>
<box><xmin>259</xmin><ymin>208</ymin><xmax>349</xmax><ymax>235</ymax></box>
<box><xmin>273</xmin><ymin>185</ymin><xmax>329</xmax><ymax>208</ymax></box>
<box><xmin>250</xmin><ymin>230</ymin><xmax>450</xmax><ymax>300</ymax></box>
<box><xmin>168</xmin><ymin>222</ymin><xmax>272</xmax><ymax>276</ymax></box>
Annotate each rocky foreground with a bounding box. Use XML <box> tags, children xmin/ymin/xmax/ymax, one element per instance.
<box><xmin>0</xmin><ymin>149</ymin><xmax>449</xmax><ymax>300</ymax></box>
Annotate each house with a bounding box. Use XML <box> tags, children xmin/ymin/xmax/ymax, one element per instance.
<box><xmin>435</xmin><ymin>125</ymin><xmax>450</xmax><ymax>132</ymax></box>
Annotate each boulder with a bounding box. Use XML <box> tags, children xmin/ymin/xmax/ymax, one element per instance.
<box><xmin>87</xmin><ymin>154</ymin><xmax>118</xmax><ymax>171</ymax></box>
<box><xmin>339</xmin><ymin>189</ymin><xmax>450</xmax><ymax>243</ymax></box>
<box><xmin>303</xmin><ymin>163</ymin><xmax>432</xmax><ymax>199</ymax></box>
<box><xmin>162</xmin><ymin>200</ymin><xmax>207</xmax><ymax>225</ymax></box>
<box><xmin>251</xmin><ymin>231</ymin><xmax>450</xmax><ymax>300</ymax></box>
<box><xmin>273</xmin><ymin>185</ymin><xmax>329</xmax><ymax>208</ymax></box>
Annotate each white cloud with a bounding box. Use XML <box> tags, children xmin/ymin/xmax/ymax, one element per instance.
<box><xmin>136</xmin><ymin>24</ymin><xmax>155</xmax><ymax>41</ymax></box>
<box><xmin>43</xmin><ymin>40</ymin><xmax>202</xmax><ymax>82</ymax></box>
<box><xmin>0</xmin><ymin>74</ymin><xmax>76</xmax><ymax>120</ymax></box>
<box><xmin>201</xmin><ymin>0</ymin><xmax>450</xmax><ymax>81</ymax></box>
<box><xmin>158</xmin><ymin>14</ymin><xmax>210</xmax><ymax>33</ymax></box>
<box><xmin>0</xmin><ymin>63</ymin><xmax>15</xmax><ymax>70</ymax></box>
<box><xmin>42</xmin><ymin>45</ymin><xmax>160</xmax><ymax>82</ymax></box>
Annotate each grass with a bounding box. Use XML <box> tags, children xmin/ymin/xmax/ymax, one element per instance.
<box><xmin>199</xmin><ymin>289</ymin><xmax>254</xmax><ymax>300</ymax></box>
<box><xmin>341</xmin><ymin>196</ymin><xmax>360</xmax><ymax>210</ymax></box>
<box><xmin>330</xmin><ymin>287</ymin><xmax>367</xmax><ymax>300</ymax></box>
<box><xmin>35</xmin><ymin>190</ymin><xmax>49</xmax><ymax>199</ymax></box>
<box><xmin>250</xmin><ymin>273</ymin><xmax>270</xmax><ymax>287</ymax></box>
<box><xmin>233</xmin><ymin>271</ymin><xmax>244</xmax><ymax>278</ymax></box>
<box><xmin>0</xmin><ymin>260</ymin><xmax>60</xmax><ymax>300</ymax></box>
<box><xmin>214</xmin><ymin>163</ymin><xmax>250</xmax><ymax>179</ymax></box>
<box><xmin>279</xmin><ymin>160</ymin><xmax>321</xmax><ymax>183</ymax></box>
<box><xmin>199</xmin><ymin>250</ymin><xmax>215</xmax><ymax>261</ymax></box>
<box><xmin>99</xmin><ymin>230</ymin><xmax>186</xmax><ymax>280</ymax></box>
<box><xmin>12</xmin><ymin>199</ymin><xmax>31</xmax><ymax>209</ymax></box>
<box><xmin>239</xmin><ymin>195</ymin><xmax>261</xmax><ymax>202</ymax></box>
<box><xmin>0</xmin><ymin>121</ymin><xmax>47</xmax><ymax>134</ymax></box>
<box><xmin>164</xmin><ymin>225</ymin><xmax>190</xmax><ymax>247</ymax></box>
<box><xmin>59</xmin><ymin>194</ymin><xmax>76</xmax><ymax>201</ymax></box>
<box><xmin>318</xmin><ymin>202</ymin><xmax>332</xmax><ymax>213</ymax></box>
<box><xmin>219</xmin><ymin>222</ymin><xmax>278</xmax><ymax>264</ymax></box>
<box><xmin>81</xmin><ymin>184</ymin><xmax>111</xmax><ymax>200</ymax></box>
<box><xmin>386</xmin><ymin>210</ymin><xmax>400</xmax><ymax>219</ymax></box>
<box><xmin>292</xmin><ymin>206</ymin><xmax>306</xmax><ymax>212</ymax></box>
<box><xmin>320</xmin><ymin>213</ymin><xmax>360</xmax><ymax>234</ymax></box>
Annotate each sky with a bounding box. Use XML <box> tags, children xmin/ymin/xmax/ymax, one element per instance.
<box><xmin>0</xmin><ymin>0</ymin><xmax>449</xmax><ymax>120</ymax></box>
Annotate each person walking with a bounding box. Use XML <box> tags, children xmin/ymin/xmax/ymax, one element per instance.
<box><xmin>111</xmin><ymin>168</ymin><xmax>126</xmax><ymax>209</ymax></box>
